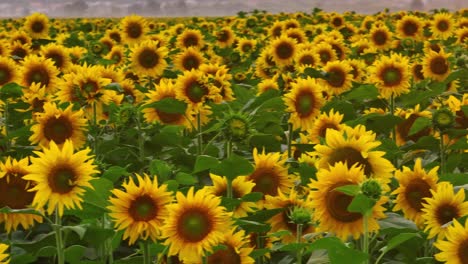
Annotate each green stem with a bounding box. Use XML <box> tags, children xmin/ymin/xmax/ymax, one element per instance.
<box><xmin>389</xmin><ymin>94</ymin><xmax>397</xmax><ymax>167</ymax></box>
<box><xmin>226</xmin><ymin>140</ymin><xmax>233</xmax><ymax>199</ymax></box>
<box><xmin>363</xmin><ymin>215</ymin><xmax>369</xmax><ymax>264</ymax></box>
<box><xmin>287</xmin><ymin>122</ymin><xmax>293</xmax><ymax>159</ymax></box>
<box><xmin>197</xmin><ymin>112</ymin><xmax>203</xmax><ymax>156</ymax></box>
<box><xmin>440</xmin><ymin>132</ymin><xmax>446</xmax><ymax>175</ymax></box>
<box><xmin>92</xmin><ymin>102</ymin><xmax>98</xmax><ymax>156</ymax></box>
<box><xmin>296</xmin><ymin>224</ymin><xmax>303</xmax><ymax>264</ymax></box>
<box><xmin>136</xmin><ymin>112</ymin><xmax>145</xmax><ymax>162</ymax></box>
<box><xmin>142</xmin><ymin>240</ymin><xmax>150</xmax><ymax>264</ymax></box>
<box><xmin>156</xmin><ymin>246</ymin><xmax>169</xmax><ymax>264</ymax></box>
<box><xmin>54</xmin><ymin>209</ymin><xmax>65</xmax><ymax>264</ymax></box>
<box><xmin>257</xmin><ymin>233</ymin><xmax>264</xmax><ymax>264</ymax></box>
<box><xmin>3</xmin><ymin>100</ymin><xmax>10</xmax><ymax>152</ymax></box>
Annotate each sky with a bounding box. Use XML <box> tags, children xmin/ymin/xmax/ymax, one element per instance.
<box><xmin>0</xmin><ymin>0</ymin><xmax>465</xmax><ymax>18</ymax></box>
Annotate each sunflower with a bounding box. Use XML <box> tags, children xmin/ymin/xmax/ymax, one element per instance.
<box><xmin>235</xmin><ymin>38</ymin><xmax>257</xmax><ymax>57</ymax></box>
<box><xmin>313</xmin><ymin>126</ymin><xmax>394</xmax><ymax>185</ymax></box>
<box><xmin>431</xmin><ymin>13</ymin><xmax>454</xmax><ymax>40</ymax></box>
<box><xmin>0</xmin><ymin>157</ymin><xmax>43</xmax><ymax>233</ymax></box>
<box><xmin>283</xmin><ymin>77</ymin><xmax>324</xmax><ymax>131</ymax></box>
<box><xmin>308</xmin><ymin>110</ymin><xmax>344</xmax><ymax>144</ymax></box>
<box><xmin>396</xmin><ymin>15</ymin><xmax>424</xmax><ymax>40</ymax></box>
<box><xmin>247</xmin><ymin>148</ymin><xmax>293</xmax><ymax>208</ymax></box>
<box><xmin>29</xmin><ymin>102</ymin><xmax>87</xmax><ymax>149</ymax></box>
<box><xmin>176</xmin><ymin>29</ymin><xmax>205</xmax><ymax>50</ymax></box>
<box><xmin>21</xmin><ymin>83</ymin><xmax>50</xmax><ymax>118</ymax></box>
<box><xmin>216</xmin><ymin>27</ymin><xmax>235</xmax><ymax>48</ymax></box>
<box><xmin>161</xmin><ymin>187</ymin><xmax>232</xmax><ymax>263</ymax></box>
<box><xmin>264</xmin><ymin>190</ymin><xmax>315</xmax><ymax>243</ymax></box>
<box><xmin>422</xmin><ymin>182</ymin><xmax>468</xmax><ymax>240</ymax></box>
<box><xmin>308</xmin><ymin>162</ymin><xmax>387</xmax><ymax>240</ymax></box>
<box><xmin>320</xmin><ymin>60</ymin><xmax>353</xmax><ymax>96</ymax></box>
<box><xmin>455</xmin><ymin>27</ymin><xmax>468</xmax><ymax>45</ymax></box>
<box><xmin>120</xmin><ymin>79</ymin><xmax>145</xmax><ymax>104</ymax></box>
<box><xmin>294</xmin><ymin>49</ymin><xmax>320</xmax><ymax>70</ymax></box>
<box><xmin>105</xmin><ymin>45</ymin><xmax>126</xmax><ymax>67</ymax></box>
<box><xmin>23</xmin><ymin>140</ymin><xmax>99</xmax><ymax>216</ymax></box>
<box><xmin>314</xmin><ymin>42</ymin><xmax>337</xmax><ymax>66</ymax></box>
<box><xmin>392</xmin><ymin>158</ymin><xmax>439</xmax><ymax>227</ymax></box>
<box><xmin>204</xmin><ymin>174</ymin><xmax>256</xmax><ymax>218</ymax></box>
<box><xmin>108</xmin><ymin>173</ymin><xmax>173</xmax><ymax>245</ymax></box>
<box><xmin>269</xmin><ymin>35</ymin><xmax>297</xmax><ymax>67</ymax></box>
<box><xmin>175</xmin><ymin>70</ymin><xmax>221</xmax><ymax>108</ymax></box>
<box><xmin>20</xmin><ymin>55</ymin><xmax>60</xmax><ymax>93</ymax></box>
<box><xmin>173</xmin><ymin>47</ymin><xmax>205</xmax><ymax>72</ymax></box>
<box><xmin>347</xmin><ymin>59</ymin><xmax>367</xmax><ymax>82</ymax></box>
<box><xmin>369</xmin><ymin>53</ymin><xmax>411</xmax><ymax>99</ymax></box>
<box><xmin>106</xmin><ymin>29</ymin><xmax>122</xmax><ymax>44</ymax></box>
<box><xmin>120</xmin><ymin>15</ymin><xmax>148</xmax><ymax>45</ymax></box>
<box><xmin>142</xmin><ymin>79</ymin><xmax>191</xmax><ymax>127</ymax></box>
<box><xmin>268</xmin><ymin>20</ymin><xmax>284</xmax><ymax>38</ymax></box>
<box><xmin>10</xmin><ymin>30</ymin><xmax>32</xmax><ymax>45</ymax></box>
<box><xmin>369</xmin><ymin>25</ymin><xmax>394</xmax><ymax>50</ymax></box>
<box><xmin>422</xmin><ymin>49</ymin><xmax>451</xmax><ymax>82</ymax></box>
<box><xmin>23</xmin><ymin>13</ymin><xmax>49</xmax><ymax>39</ymax></box>
<box><xmin>206</xmin><ymin>228</ymin><xmax>255</xmax><ymax>264</ymax></box>
<box><xmin>131</xmin><ymin>40</ymin><xmax>168</xmax><ymax>78</ymax></box>
<box><xmin>0</xmin><ymin>244</ymin><xmax>8</xmax><ymax>263</ymax></box>
<box><xmin>330</xmin><ymin>13</ymin><xmax>345</xmax><ymax>29</ymax></box>
<box><xmin>411</xmin><ymin>62</ymin><xmax>425</xmax><ymax>83</ymax></box>
<box><xmin>40</xmin><ymin>43</ymin><xmax>71</xmax><ymax>73</ymax></box>
<box><xmin>434</xmin><ymin>219</ymin><xmax>468</xmax><ymax>263</ymax></box>
<box><xmin>0</xmin><ymin>57</ymin><xmax>19</xmax><ymax>86</ymax></box>
<box><xmin>285</xmin><ymin>28</ymin><xmax>306</xmax><ymax>44</ymax></box>
<box><xmin>327</xmin><ymin>38</ymin><xmax>349</xmax><ymax>61</ymax></box>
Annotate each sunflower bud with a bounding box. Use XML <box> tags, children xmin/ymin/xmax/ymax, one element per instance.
<box><xmin>288</xmin><ymin>206</ymin><xmax>311</xmax><ymax>225</ymax></box>
<box><xmin>223</xmin><ymin>113</ymin><xmax>250</xmax><ymax>142</ymax></box>
<box><xmin>433</xmin><ymin>108</ymin><xmax>454</xmax><ymax>131</ymax></box>
<box><xmin>361</xmin><ymin>179</ymin><xmax>382</xmax><ymax>201</ymax></box>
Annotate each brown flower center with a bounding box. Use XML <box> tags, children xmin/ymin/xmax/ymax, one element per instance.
<box><xmin>413</xmin><ymin>64</ymin><xmax>425</xmax><ymax>80</ymax></box>
<box><xmin>372</xmin><ymin>30</ymin><xmax>388</xmax><ymax>46</ymax></box>
<box><xmin>138</xmin><ymin>48</ymin><xmax>160</xmax><ymax>69</ymax></box>
<box><xmin>207</xmin><ymin>244</ymin><xmax>241</xmax><ymax>264</ymax></box>
<box><xmin>457</xmin><ymin>239</ymin><xmax>468</xmax><ymax>264</ymax></box>
<box><xmin>380</xmin><ymin>67</ymin><xmax>402</xmax><ymax>87</ymax></box>
<box><xmin>294</xmin><ymin>91</ymin><xmax>316</xmax><ymax>117</ymax></box>
<box><xmin>26</xmin><ymin>65</ymin><xmax>51</xmax><ymax>87</ymax></box>
<box><xmin>217</xmin><ymin>30</ymin><xmax>230</xmax><ymax>42</ymax></box>
<box><xmin>0</xmin><ymin>65</ymin><xmax>12</xmax><ymax>85</ymax></box>
<box><xmin>185</xmin><ymin>81</ymin><xmax>208</xmax><ymax>103</ymax></box>
<box><xmin>110</xmin><ymin>32</ymin><xmax>121</xmax><ymax>43</ymax></box>
<box><xmin>319</xmin><ymin>50</ymin><xmax>332</xmax><ymax>64</ymax></box>
<box><xmin>0</xmin><ymin>173</ymin><xmax>35</xmax><ymax>209</ymax></box>
<box><xmin>436</xmin><ymin>20</ymin><xmax>449</xmax><ymax>32</ymax></box>
<box><xmin>11</xmin><ymin>47</ymin><xmax>27</xmax><ymax>59</ymax></box>
<box><xmin>31</xmin><ymin>21</ymin><xmax>45</xmax><ymax>33</ymax></box>
<box><xmin>183</xmin><ymin>33</ymin><xmax>200</xmax><ymax>48</ymax></box>
<box><xmin>318</xmin><ymin>123</ymin><xmax>339</xmax><ymax>138</ymax></box>
<box><xmin>326</xmin><ymin>183</ymin><xmax>362</xmax><ymax>222</ymax></box>
<box><xmin>435</xmin><ymin>203</ymin><xmax>460</xmax><ymax>226</ymax></box>
<box><xmin>46</xmin><ymin>52</ymin><xmax>64</xmax><ymax>69</ymax></box>
<box><xmin>299</xmin><ymin>54</ymin><xmax>315</xmax><ymax>66</ymax></box>
<box><xmin>327</xmin><ymin>67</ymin><xmax>347</xmax><ymax>88</ymax></box>
<box><xmin>48</xmin><ymin>166</ymin><xmax>76</xmax><ymax>194</ymax></box>
<box><xmin>250</xmin><ymin>168</ymin><xmax>280</xmax><ymax>197</ymax></box>
<box><xmin>429</xmin><ymin>56</ymin><xmax>449</xmax><ymax>75</ymax></box>
<box><xmin>127</xmin><ymin>22</ymin><xmax>142</xmax><ymax>39</ymax></box>
<box><xmin>327</xmin><ymin>146</ymin><xmax>373</xmax><ymax>176</ymax></box>
<box><xmin>182</xmin><ymin>54</ymin><xmax>201</xmax><ymax>71</ymax></box>
<box><xmin>402</xmin><ymin>20</ymin><xmax>419</xmax><ymax>36</ymax></box>
<box><xmin>177</xmin><ymin>208</ymin><xmax>213</xmax><ymax>242</ymax></box>
<box><xmin>404</xmin><ymin>178</ymin><xmax>432</xmax><ymax>211</ymax></box>
<box><xmin>44</xmin><ymin>115</ymin><xmax>73</xmax><ymax>144</ymax></box>
<box><xmin>129</xmin><ymin>195</ymin><xmax>158</xmax><ymax>221</ymax></box>
<box><xmin>275</xmin><ymin>41</ymin><xmax>294</xmax><ymax>60</ymax></box>
<box><xmin>332</xmin><ymin>17</ymin><xmax>343</xmax><ymax>28</ymax></box>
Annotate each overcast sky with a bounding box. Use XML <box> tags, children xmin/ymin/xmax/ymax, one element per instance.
<box><xmin>0</xmin><ymin>0</ymin><xmax>465</xmax><ymax>18</ymax></box>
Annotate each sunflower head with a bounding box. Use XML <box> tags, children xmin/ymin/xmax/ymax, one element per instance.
<box><xmin>0</xmin><ymin>57</ymin><xmax>19</xmax><ymax>86</ymax></box>
<box><xmin>432</xmin><ymin>108</ymin><xmax>455</xmax><ymax>131</ymax></box>
<box><xmin>177</xmin><ymin>29</ymin><xmax>205</xmax><ymax>50</ymax></box>
<box><xmin>434</xmin><ymin>219</ymin><xmax>468</xmax><ymax>264</ymax></box>
<box><xmin>222</xmin><ymin>112</ymin><xmax>251</xmax><ymax>142</ymax></box>
<box><xmin>422</xmin><ymin>49</ymin><xmax>451</xmax><ymax>82</ymax></box>
<box><xmin>269</xmin><ymin>35</ymin><xmax>297</xmax><ymax>67</ymax></box>
<box><xmin>24</xmin><ymin>13</ymin><xmax>49</xmax><ymax>39</ymax></box>
<box><xmin>120</xmin><ymin>15</ymin><xmax>148</xmax><ymax>44</ymax></box>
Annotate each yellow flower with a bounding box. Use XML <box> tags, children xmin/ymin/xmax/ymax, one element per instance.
<box><xmin>173</xmin><ymin>47</ymin><xmax>206</xmax><ymax>72</ymax></box>
<box><xmin>430</xmin><ymin>12</ymin><xmax>454</xmax><ymax>40</ymax></box>
<box><xmin>0</xmin><ymin>243</ymin><xmax>9</xmax><ymax>263</ymax></box>
<box><xmin>120</xmin><ymin>15</ymin><xmax>148</xmax><ymax>45</ymax></box>
<box><xmin>205</xmin><ymin>228</ymin><xmax>255</xmax><ymax>264</ymax></box>
<box><xmin>131</xmin><ymin>40</ymin><xmax>168</xmax><ymax>78</ymax></box>
<box><xmin>320</xmin><ymin>60</ymin><xmax>353</xmax><ymax>96</ymax></box>
<box><xmin>422</xmin><ymin>49</ymin><xmax>451</xmax><ymax>82</ymax></box>
<box><xmin>396</xmin><ymin>15</ymin><xmax>424</xmax><ymax>40</ymax></box>
<box><xmin>176</xmin><ymin>29</ymin><xmax>205</xmax><ymax>50</ymax></box>
<box><xmin>268</xmin><ymin>35</ymin><xmax>297</xmax><ymax>67</ymax></box>
<box><xmin>434</xmin><ymin>219</ymin><xmax>468</xmax><ymax>263</ymax></box>
<box><xmin>23</xmin><ymin>13</ymin><xmax>49</xmax><ymax>39</ymax></box>
<box><xmin>24</xmin><ymin>140</ymin><xmax>99</xmax><ymax>216</ymax></box>
<box><xmin>369</xmin><ymin>53</ymin><xmax>411</xmax><ymax>99</ymax></box>
<box><xmin>108</xmin><ymin>174</ymin><xmax>173</xmax><ymax>245</ymax></box>
<box><xmin>422</xmin><ymin>182</ymin><xmax>468</xmax><ymax>240</ymax></box>
<box><xmin>392</xmin><ymin>158</ymin><xmax>439</xmax><ymax>227</ymax></box>
<box><xmin>161</xmin><ymin>187</ymin><xmax>232</xmax><ymax>263</ymax></box>
<box><xmin>0</xmin><ymin>57</ymin><xmax>19</xmax><ymax>86</ymax></box>
<box><xmin>20</xmin><ymin>55</ymin><xmax>60</xmax><ymax>93</ymax></box>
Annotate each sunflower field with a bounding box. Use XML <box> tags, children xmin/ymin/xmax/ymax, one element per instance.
<box><xmin>0</xmin><ymin>7</ymin><xmax>467</xmax><ymax>264</ymax></box>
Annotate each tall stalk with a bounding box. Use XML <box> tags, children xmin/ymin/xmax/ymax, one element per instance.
<box><xmin>226</xmin><ymin>139</ymin><xmax>233</xmax><ymax>199</ymax></box>
<box><xmin>296</xmin><ymin>224</ymin><xmax>303</xmax><ymax>264</ymax></box>
<box><xmin>54</xmin><ymin>209</ymin><xmax>65</xmax><ymax>264</ymax></box>
<box><xmin>362</xmin><ymin>215</ymin><xmax>369</xmax><ymax>264</ymax></box>
<box><xmin>142</xmin><ymin>240</ymin><xmax>150</xmax><ymax>264</ymax></box>
<box><xmin>287</xmin><ymin>122</ymin><xmax>293</xmax><ymax>159</ymax></box>
<box><xmin>439</xmin><ymin>132</ymin><xmax>446</xmax><ymax>175</ymax></box>
<box><xmin>197</xmin><ymin>112</ymin><xmax>203</xmax><ymax>156</ymax></box>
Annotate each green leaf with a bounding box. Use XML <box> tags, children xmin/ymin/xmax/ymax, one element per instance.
<box><xmin>380</xmin><ymin>233</ymin><xmax>421</xmax><ymax>254</ymax></box>
<box><xmin>241</xmin><ymin>192</ymin><xmax>263</xmax><ymax>202</ymax></box>
<box><xmin>273</xmin><ymin>242</ymin><xmax>310</xmax><ymax>252</ymax></box>
<box><xmin>403</xmin><ymin>136</ymin><xmax>440</xmax><ymax>151</ymax></box>
<box><xmin>102</xmin><ymin>166</ymin><xmax>129</xmax><ymax>183</ymax></box>
<box><xmin>84</xmin><ymin>226</ymin><xmax>115</xmax><ymax>248</ymax></box>
<box><xmin>309</xmin><ymin>237</ymin><xmax>368</xmax><ymax>264</ymax></box>
<box><xmin>143</xmin><ymin>97</ymin><xmax>187</xmax><ymax>114</ymax></box>
<box><xmin>408</xmin><ymin>117</ymin><xmax>432</xmax><ymax>136</ymax></box>
<box><xmin>240</xmin><ymin>208</ymin><xmax>284</xmax><ymax>223</ymax></box>
<box><xmin>364</xmin><ymin>114</ymin><xmax>403</xmax><ymax>134</ymax></box>
<box><xmin>0</xmin><ymin>207</ymin><xmax>44</xmax><ymax>217</ymax></box>
<box><xmin>302</xmin><ymin>67</ymin><xmax>327</xmax><ymax>79</ymax></box>
<box><xmin>64</xmin><ymin>245</ymin><xmax>86</xmax><ymax>263</ymax></box>
<box><xmin>344</xmin><ymin>84</ymin><xmax>379</xmax><ymax>101</ymax></box>
<box><xmin>175</xmin><ymin>172</ymin><xmax>198</xmax><ymax>185</ymax></box>
<box><xmin>296</xmin><ymin>162</ymin><xmax>317</xmax><ymax>185</ymax></box>
<box><xmin>440</xmin><ymin>173</ymin><xmax>468</xmax><ymax>186</ymax></box>
<box><xmin>212</xmin><ymin>154</ymin><xmax>254</xmax><ymax>180</ymax></box>
<box><xmin>334</xmin><ymin>184</ymin><xmax>360</xmax><ymax>196</ymax></box>
<box><xmin>235</xmin><ymin>219</ymin><xmax>271</xmax><ymax>233</ymax></box>
<box><xmin>62</xmin><ymin>225</ymin><xmax>87</xmax><ymax>240</ymax></box>
<box><xmin>379</xmin><ymin>213</ymin><xmax>418</xmax><ymax>230</ymax></box>
<box><xmin>322</xmin><ymin>100</ymin><xmax>356</xmax><ymax>122</ymax></box>
<box><xmin>193</xmin><ymin>155</ymin><xmax>220</xmax><ymax>173</ymax></box>
<box><xmin>221</xmin><ymin>197</ymin><xmax>242</xmax><ymax>211</ymax></box>
<box><xmin>149</xmin><ymin>159</ymin><xmax>172</xmax><ymax>182</ymax></box>
<box><xmin>249</xmin><ymin>134</ymin><xmax>281</xmax><ymax>152</ymax></box>
<box><xmin>0</xmin><ymin>82</ymin><xmax>23</xmax><ymax>99</ymax></box>
<box><xmin>267</xmin><ymin>230</ymin><xmax>293</xmax><ymax>238</ymax></box>
<box><xmin>250</xmin><ymin>248</ymin><xmax>270</xmax><ymax>259</ymax></box>
<box><xmin>164</xmin><ymin>180</ymin><xmax>179</xmax><ymax>193</ymax></box>
<box><xmin>36</xmin><ymin>246</ymin><xmax>57</xmax><ymax>257</ymax></box>
<box><xmin>347</xmin><ymin>194</ymin><xmax>376</xmax><ymax>216</ymax></box>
